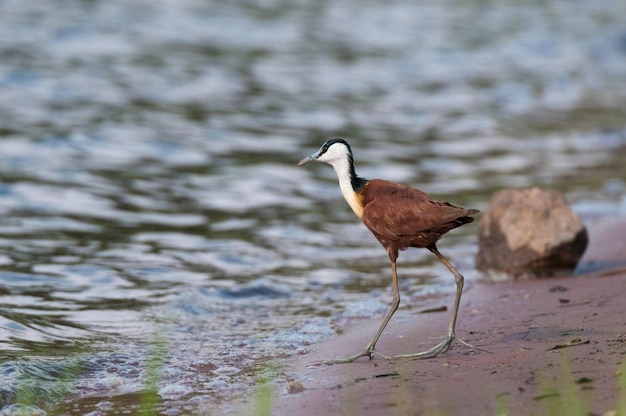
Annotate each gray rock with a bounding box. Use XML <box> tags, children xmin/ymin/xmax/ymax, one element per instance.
<box><xmin>476</xmin><ymin>187</ymin><xmax>588</xmax><ymax>278</ymax></box>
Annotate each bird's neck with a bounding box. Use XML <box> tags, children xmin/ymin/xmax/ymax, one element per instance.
<box><xmin>330</xmin><ymin>154</ymin><xmax>367</xmax><ymax>219</ymax></box>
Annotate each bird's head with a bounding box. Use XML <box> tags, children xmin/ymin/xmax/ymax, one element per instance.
<box><xmin>297</xmin><ymin>138</ymin><xmax>353</xmax><ymax>167</ymax></box>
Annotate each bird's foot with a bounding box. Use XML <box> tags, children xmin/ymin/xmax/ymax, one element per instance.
<box><xmin>454</xmin><ymin>335</ymin><xmax>491</xmax><ymax>354</ymax></box>
<box><xmin>326</xmin><ymin>347</ymin><xmax>383</xmax><ymax>364</ymax></box>
<box><xmin>381</xmin><ymin>332</ymin><xmax>490</xmax><ymax>360</ymax></box>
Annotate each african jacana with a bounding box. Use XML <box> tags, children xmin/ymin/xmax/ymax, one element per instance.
<box><xmin>298</xmin><ymin>138</ymin><xmax>480</xmax><ymax>363</ymax></box>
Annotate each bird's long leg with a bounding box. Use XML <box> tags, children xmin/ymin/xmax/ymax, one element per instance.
<box><xmin>329</xmin><ymin>249</ymin><xmax>400</xmax><ymax>363</ymax></box>
<box><xmin>381</xmin><ymin>244</ymin><xmax>485</xmax><ymax>360</ymax></box>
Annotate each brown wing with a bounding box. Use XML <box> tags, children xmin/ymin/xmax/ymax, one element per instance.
<box><xmin>360</xmin><ymin>179</ymin><xmax>476</xmax><ymax>246</ymax></box>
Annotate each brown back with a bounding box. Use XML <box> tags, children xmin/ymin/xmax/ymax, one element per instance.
<box><xmin>360</xmin><ymin>179</ymin><xmax>477</xmax><ymax>251</ymax></box>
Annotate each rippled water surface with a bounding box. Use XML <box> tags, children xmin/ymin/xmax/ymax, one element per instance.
<box><xmin>1</xmin><ymin>0</ymin><xmax>626</xmax><ymax>414</ymax></box>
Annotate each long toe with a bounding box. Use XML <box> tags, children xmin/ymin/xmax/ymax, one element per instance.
<box><xmin>328</xmin><ymin>335</ymin><xmax>488</xmax><ymax>363</ymax></box>
<box><xmin>387</xmin><ymin>332</ymin><xmax>485</xmax><ymax>360</ymax></box>
<box><xmin>327</xmin><ymin>349</ymin><xmax>373</xmax><ymax>364</ymax></box>
<box><xmin>454</xmin><ymin>336</ymin><xmax>492</xmax><ymax>354</ymax></box>
<box><xmin>385</xmin><ymin>339</ymin><xmax>450</xmax><ymax>360</ymax></box>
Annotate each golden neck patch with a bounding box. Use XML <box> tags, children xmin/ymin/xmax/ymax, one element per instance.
<box><xmin>338</xmin><ymin>177</ymin><xmax>366</xmax><ymax>219</ymax></box>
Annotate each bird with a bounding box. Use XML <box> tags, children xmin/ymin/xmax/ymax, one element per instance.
<box><xmin>298</xmin><ymin>138</ymin><xmax>481</xmax><ymax>363</ymax></box>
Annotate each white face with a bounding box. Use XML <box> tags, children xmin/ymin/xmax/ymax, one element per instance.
<box><xmin>316</xmin><ymin>142</ymin><xmax>350</xmax><ymax>165</ymax></box>
<box><xmin>297</xmin><ymin>139</ymin><xmax>353</xmax><ymax>167</ymax></box>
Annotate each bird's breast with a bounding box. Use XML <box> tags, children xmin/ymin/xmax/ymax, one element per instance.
<box><xmin>337</xmin><ymin>180</ymin><xmax>366</xmax><ymax>219</ymax></box>
<box><xmin>344</xmin><ymin>188</ymin><xmax>366</xmax><ymax>219</ymax></box>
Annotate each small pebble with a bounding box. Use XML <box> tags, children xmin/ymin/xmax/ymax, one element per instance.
<box><xmin>286</xmin><ymin>381</ymin><xmax>304</xmax><ymax>394</ymax></box>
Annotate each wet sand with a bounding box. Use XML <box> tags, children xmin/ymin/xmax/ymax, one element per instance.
<box><xmin>235</xmin><ymin>216</ymin><xmax>626</xmax><ymax>416</ymax></box>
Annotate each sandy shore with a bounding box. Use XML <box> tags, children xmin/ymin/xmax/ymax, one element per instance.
<box><xmin>236</xmin><ymin>216</ymin><xmax>626</xmax><ymax>416</ymax></box>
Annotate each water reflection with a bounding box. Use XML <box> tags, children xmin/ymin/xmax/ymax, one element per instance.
<box><xmin>1</xmin><ymin>0</ymin><xmax>626</xmax><ymax>413</ymax></box>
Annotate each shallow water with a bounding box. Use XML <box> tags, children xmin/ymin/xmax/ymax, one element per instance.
<box><xmin>1</xmin><ymin>0</ymin><xmax>626</xmax><ymax>414</ymax></box>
